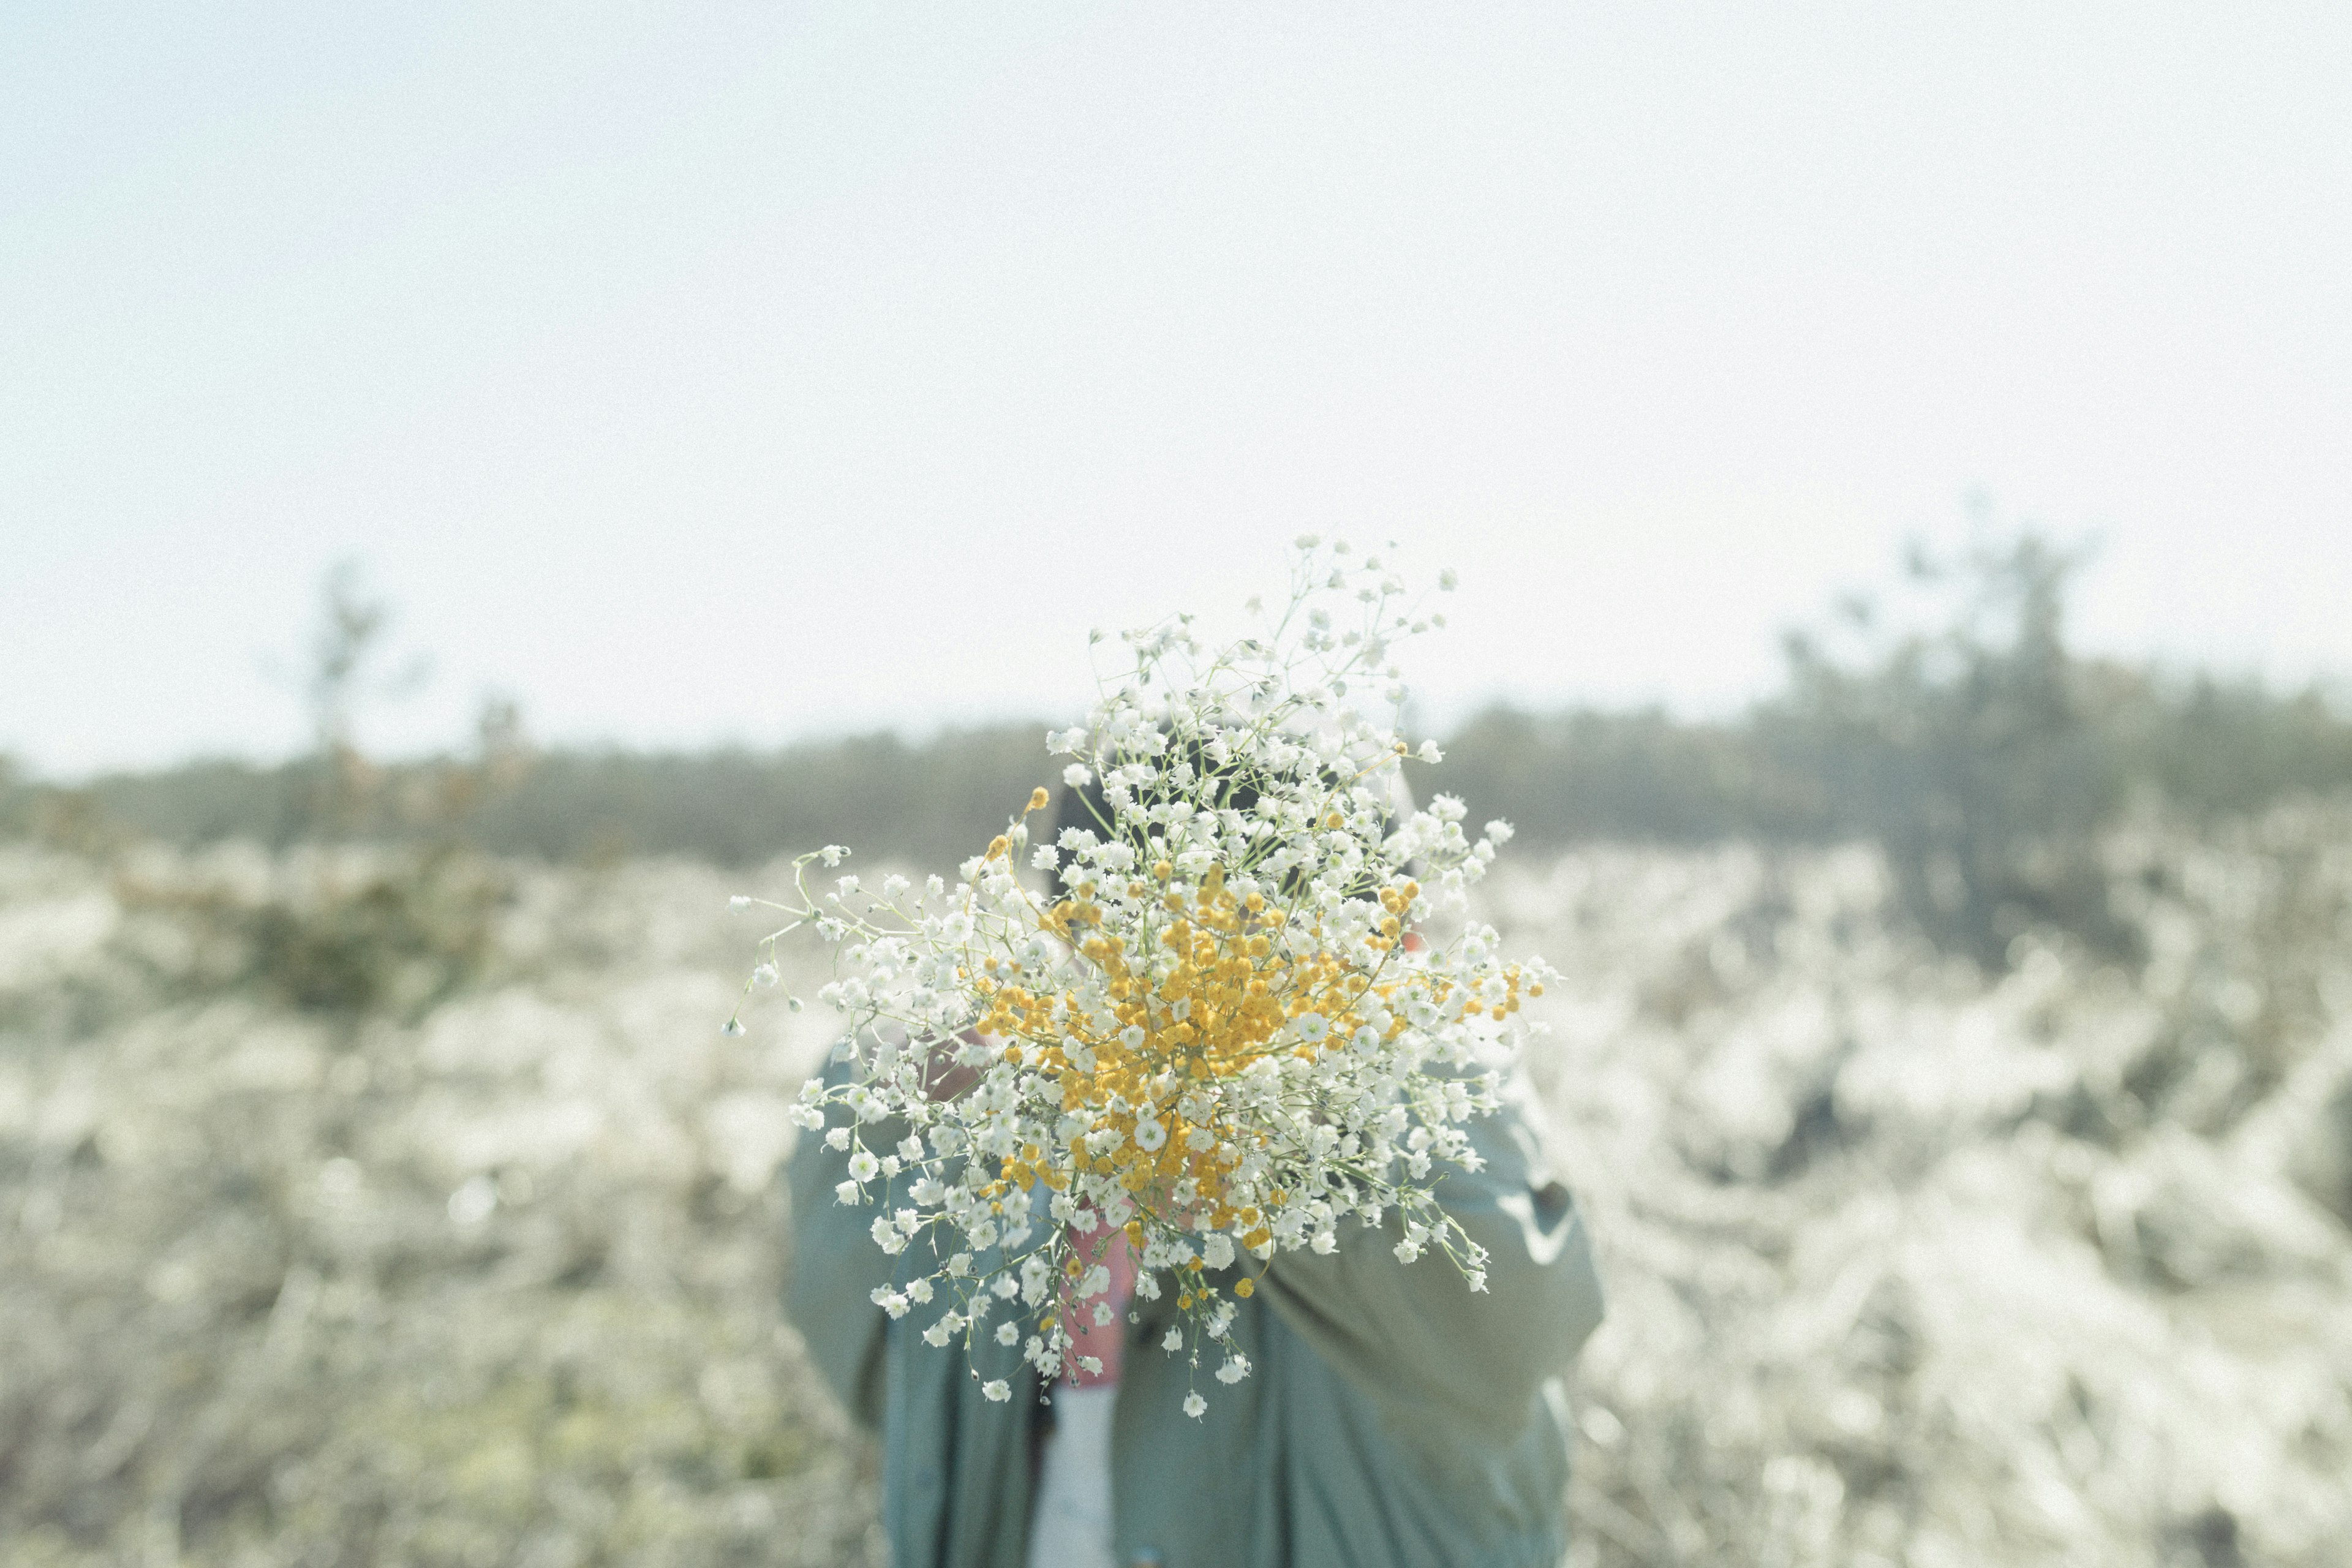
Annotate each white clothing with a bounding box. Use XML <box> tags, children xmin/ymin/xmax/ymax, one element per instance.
<box><xmin>1025</xmin><ymin>1382</ymin><xmax>1117</xmax><ymax>1568</ymax></box>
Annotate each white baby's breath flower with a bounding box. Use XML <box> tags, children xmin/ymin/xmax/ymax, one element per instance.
<box><xmin>729</xmin><ymin>533</ymin><xmax>1548</xmax><ymax>1412</ymax></box>
<box><xmin>983</xmin><ymin>1379</ymin><xmax>1011</xmax><ymax>1403</ymax></box>
<box><xmin>1184</xmin><ymin>1391</ymin><xmax>1208</xmax><ymax>1419</ymax></box>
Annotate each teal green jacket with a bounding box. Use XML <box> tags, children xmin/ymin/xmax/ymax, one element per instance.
<box><xmin>783</xmin><ymin>1061</ymin><xmax>1604</xmax><ymax>1568</ymax></box>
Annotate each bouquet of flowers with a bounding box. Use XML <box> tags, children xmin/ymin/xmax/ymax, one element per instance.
<box><xmin>733</xmin><ymin>535</ymin><xmax>1553</xmax><ymax>1411</ymax></box>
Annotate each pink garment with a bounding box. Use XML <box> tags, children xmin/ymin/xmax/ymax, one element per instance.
<box><xmin>1059</xmin><ymin>1219</ymin><xmax>1136</xmax><ymax>1389</ymax></box>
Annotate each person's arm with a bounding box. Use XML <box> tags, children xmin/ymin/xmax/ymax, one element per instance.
<box><xmin>780</xmin><ymin>1032</ymin><xmax>981</xmax><ymax>1428</ymax></box>
<box><xmin>780</xmin><ymin>1049</ymin><xmax>903</xmax><ymax>1430</ymax></box>
<box><xmin>1251</xmin><ymin>1085</ymin><xmax>1603</xmax><ymax>1429</ymax></box>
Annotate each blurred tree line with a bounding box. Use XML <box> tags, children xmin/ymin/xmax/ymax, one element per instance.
<box><xmin>6</xmin><ymin>533</ymin><xmax>2349</xmax><ymax>969</ymax></box>
<box><xmin>1446</xmin><ymin>534</ymin><xmax>2352</xmax><ymax>965</ymax></box>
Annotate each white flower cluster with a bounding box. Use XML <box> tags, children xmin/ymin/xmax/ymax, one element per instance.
<box><xmin>731</xmin><ymin>535</ymin><xmax>1555</xmax><ymax>1410</ymax></box>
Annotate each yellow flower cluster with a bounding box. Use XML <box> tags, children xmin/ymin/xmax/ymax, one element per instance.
<box><xmin>966</xmin><ymin>848</ymin><xmax>1539</xmax><ymax>1241</ymax></box>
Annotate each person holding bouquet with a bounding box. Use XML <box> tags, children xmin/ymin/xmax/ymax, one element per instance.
<box><xmin>758</xmin><ymin>539</ymin><xmax>1606</xmax><ymax>1566</ymax></box>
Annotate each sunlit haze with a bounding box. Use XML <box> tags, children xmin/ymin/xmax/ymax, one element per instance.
<box><xmin>5</xmin><ymin>5</ymin><xmax>2348</xmax><ymax>775</ymax></box>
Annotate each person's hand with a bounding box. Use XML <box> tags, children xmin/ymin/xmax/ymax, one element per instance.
<box><xmin>921</xmin><ymin>1028</ymin><xmax>984</xmax><ymax>1103</ymax></box>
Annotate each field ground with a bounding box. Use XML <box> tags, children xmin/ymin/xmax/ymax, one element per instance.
<box><xmin>3</xmin><ymin>814</ymin><xmax>2348</xmax><ymax>1566</ymax></box>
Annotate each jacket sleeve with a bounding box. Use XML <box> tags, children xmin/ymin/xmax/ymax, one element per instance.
<box><xmin>1252</xmin><ymin>1085</ymin><xmax>1604</xmax><ymax>1430</ymax></box>
<box><xmin>780</xmin><ymin>1049</ymin><xmax>903</xmax><ymax>1431</ymax></box>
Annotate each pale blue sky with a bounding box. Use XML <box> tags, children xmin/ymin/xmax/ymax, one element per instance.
<box><xmin>5</xmin><ymin>5</ymin><xmax>2348</xmax><ymax>775</ymax></box>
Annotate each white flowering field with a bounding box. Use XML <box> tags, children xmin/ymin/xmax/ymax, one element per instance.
<box><xmin>2</xmin><ymin>810</ymin><xmax>2348</xmax><ymax>1566</ymax></box>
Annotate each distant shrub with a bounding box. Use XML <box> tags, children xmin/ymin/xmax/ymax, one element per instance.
<box><xmin>1438</xmin><ymin>706</ymin><xmax>1818</xmax><ymax>845</ymax></box>
<box><xmin>15</xmin><ymin>727</ymin><xmax>1052</xmax><ymax>881</ymax></box>
<box><xmin>2103</xmin><ymin>673</ymin><xmax>2352</xmax><ymax>820</ymax></box>
<box><xmin>113</xmin><ymin>848</ymin><xmax>507</xmax><ymax>1016</ymax></box>
<box><xmin>1751</xmin><ymin>532</ymin><xmax>2133</xmax><ymax>968</ymax></box>
<box><xmin>450</xmin><ymin>728</ymin><xmax>1049</xmax><ymax>872</ymax></box>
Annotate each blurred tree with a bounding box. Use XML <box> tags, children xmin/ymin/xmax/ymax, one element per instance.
<box><xmin>296</xmin><ymin>561</ymin><xmax>429</xmax><ymax>835</ymax></box>
<box><xmin>1757</xmin><ymin>524</ymin><xmax>2132</xmax><ymax>968</ymax></box>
